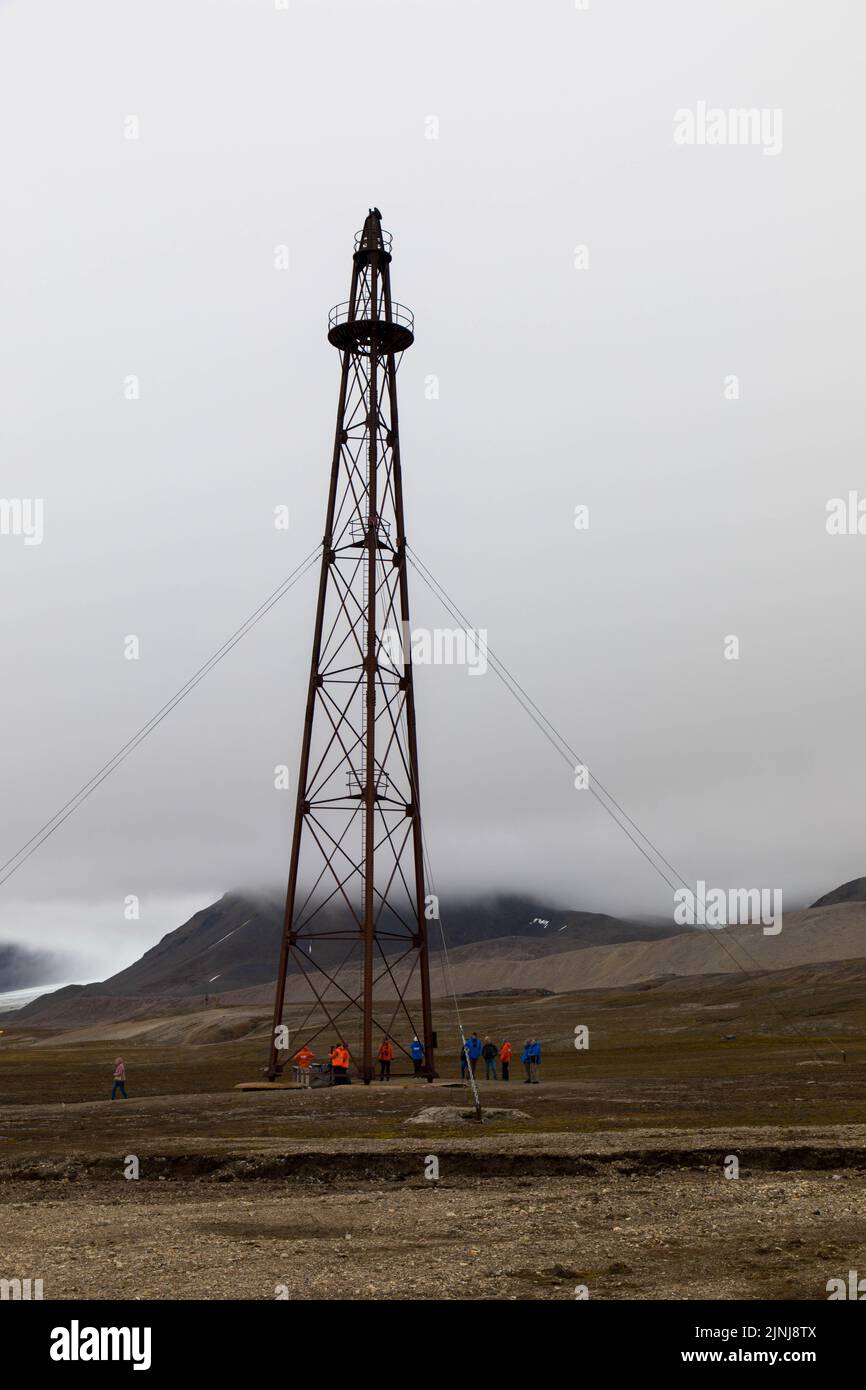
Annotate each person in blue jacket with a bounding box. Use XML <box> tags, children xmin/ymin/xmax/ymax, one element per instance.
<box><xmin>529</xmin><ymin>1037</ymin><xmax>541</xmax><ymax>1083</ymax></box>
<box><xmin>465</xmin><ymin>1031</ymin><xmax>482</xmax><ymax>1077</ymax></box>
<box><xmin>410</xmin><ymin>1035</ymin><xmax>424</xmax><ymax>1076</ymax></box>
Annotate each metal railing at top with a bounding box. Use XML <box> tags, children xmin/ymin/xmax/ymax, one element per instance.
<box><xmin>354</xmin><ymin>228</ymin><xmax>393</xmax><ymax>253</ymax></box>
<box><xmin>328</xmin><ymin>301</ymin><xmax>414</xmax><ymax>335</ymax></box>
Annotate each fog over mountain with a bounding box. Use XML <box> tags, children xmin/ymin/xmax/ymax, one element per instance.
<box><xmin>0</xmin><ymin>942</ymin><xmax>73</xmax><ymax>994</ymax></box>
<box><xmin>2</xmin><ymin>1</ymin><xmax>864</xmax><ymax>978</ymax></box>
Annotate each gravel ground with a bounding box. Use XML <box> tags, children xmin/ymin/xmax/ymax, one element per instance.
<box><xmin>3</xmin><ymin>1165</ymin><xmax>865</xmax><ymax>1301</ymax></box>
<box><xmin>1</xmin><ymin>1062</ymin><xmax>864</xmax><ymax>1301</ymax></box>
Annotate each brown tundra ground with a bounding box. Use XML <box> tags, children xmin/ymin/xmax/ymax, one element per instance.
<box><xmin>1</xmin><ymin>970</ymin><xmax>865</xmax><ymax>1300</ymax></box>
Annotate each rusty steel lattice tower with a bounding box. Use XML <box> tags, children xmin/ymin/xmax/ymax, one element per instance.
<box><xmin>268</xmin><ymin>209</ymin><xmax>436</xmax><ymax>1084</ymax></box>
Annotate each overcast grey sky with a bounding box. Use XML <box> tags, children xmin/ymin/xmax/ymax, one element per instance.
<box><xmin>1</xmin><ymin>0</ymin><xmax>864</xmax><ymax>981</ymax></box>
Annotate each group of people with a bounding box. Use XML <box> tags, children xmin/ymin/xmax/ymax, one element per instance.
<box><xmin>109</xmin><ymin>1030</ymin><xmax>544</xmax><ymax>1102</ymax></box>
<box><xmin>328</xmin><ymin>1041</ymin><xmax>351</xmax><ymax>1084</ymax></box>
<box><xmin>288</xmin><ymin>1031</ymin><xmax>542</xmax><ymax>1083</ymax></box>
<box><xmin>292</xmin><ymin>1041</ymin><xmax>352</xmax><ymax>1082</ymax></box>
<box><xmin>291</xmin><ymin>1035</ymin><xmax>426</xmax><ymax>1083</ymax></box>
<box><xmin>459</xmin><ymin>1033</ymin><xmax>541</xmax><ymax>1084</ymax></box>
<box><xmin>376</xmin><ymin>1034</ymin><xmax>425</xmax><ymax>1080</ymax></box>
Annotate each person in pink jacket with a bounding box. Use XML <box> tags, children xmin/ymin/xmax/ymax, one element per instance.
<box><xmin>111</xmin><ymin>1057</ymin><xmax>128</xmax><ymax>1100</ymax></box>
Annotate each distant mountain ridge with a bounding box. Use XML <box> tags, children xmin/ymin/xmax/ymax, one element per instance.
<box><xmin>7</xmin><ymin>878</ymin><xmax>866</xmax><ymax>1028</ymax></box>
<box><xmin>88</xmin><ymin>890</ymin><xmax>688</xmax><ymax>996</ymax></box>
<box><xmin>3</xmin><ymin>890</ymin><xmax>686</xmax><ymax>1016</ymax></box>
<box><xmin>810</xmin><ymin>877</ymin><xmax>866</xmax><ymax>909</ymax></box>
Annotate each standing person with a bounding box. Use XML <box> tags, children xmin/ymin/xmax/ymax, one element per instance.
<box><xmin>330</xmin><ymin>1042</ymin><xmax>350</xmax><ymax>1085</ymax></box>
<box><xmin>481</xmin><ymin>1037</ymin><xmax>498</xmax><ymax>1081</ymax></box>
<box><xmin>499</xmin><ymin>1039</ymin><xmax>512</xmax><ymax>1082</ymax></box>
<box><xmin>111</xmin><ymin>1057</ymin><xmax>127</xmax><ymax>1100</ymax></box>
<box><xmin>293</xmin><ymin>1043</ymin><xmax>314</xmax><ymax>1085</ymax></box>
<box><xmin>460</xmin><ymin>1040</ymin><xmax>469</xmax><ymax>1080</ymax></box>
<box><xmin>410</xmin><ymin>1035</ymin><xmax>424</xmax><ymax>1076</ymax></box>
<box><xmin>521</xmin><ymin>1038</ymin><xmax>533</xmax><ymax>1084</ymax></box>
<box><xmin>377</xmin><ymin>1036</ymin><xmax>394</xmax><ymax>1081</ymax></box>
<box><xmin>530</xmin><ymin>1036</ymin><xmax>541</xmax><ymax>1083</ymax></box>
<box><xmin>466</xmin><ymin>1031</ymin><xmax>483</xmax><ymax>1077</ymax></box>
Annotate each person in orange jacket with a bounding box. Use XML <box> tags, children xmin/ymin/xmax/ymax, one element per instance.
<box><xmin>330</xmin><ymin>1042</ymin><xmax>351</xmax><ymax>1085</ymax></box>
<box><xmin>294</xmin><ymin>1044</ymin><xmax>314</xmax><ymax>1070</ymax></box>
<box><xmin>499</xmin><ymin>1039</ymin><xmax>512</xmax><ymax>1082</ymax></box>
<box><xmin>377</xmin><ymin>1035</ymin><xmax>394</xmax><ymax>1081</ymax></box>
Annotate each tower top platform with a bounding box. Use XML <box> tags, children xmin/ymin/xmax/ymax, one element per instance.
<box><xmin>328</xmin><ymin>300</ymin><xmax>414</xmax><ymax>353</ymax></box>
<box><xmin>327</xmin><ymin>207</ymin><xmax>415</xmax><ymax>353</ymax></box>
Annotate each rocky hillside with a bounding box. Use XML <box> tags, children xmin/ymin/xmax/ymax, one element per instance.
<box><xmin>810</xmin><ymin>877</ymin><xmax>866</xmax><ymax>908</ymax></box>
<box><xmin>8</xmin><ymin>878</ymin><xmax>866</xmax><ymax>1027</ymax></box>
<box><xmin>72</xmin><ymin>890</ymin><xmax>686</xmax><ymax>998</ymax></box>
<box><xmin>2</xmin><ymin>890</ymin><xmax>683</xmax><ymax>1022</ymax></box>
<box><xmin>216</xmin><ymin>900</ymin><xmax>866</xmax><ymax>1007</ymax></box>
